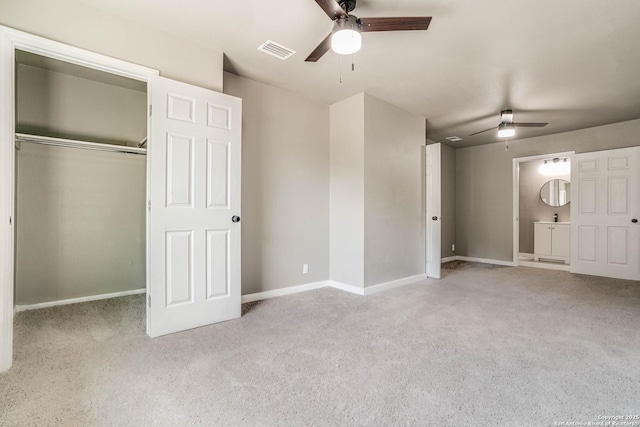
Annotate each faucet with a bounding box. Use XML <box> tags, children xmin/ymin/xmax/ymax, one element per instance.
<box><xmin>554</xmin><ymin>213</ymin><xmax>558</xmax><ymax>223</ymax></box>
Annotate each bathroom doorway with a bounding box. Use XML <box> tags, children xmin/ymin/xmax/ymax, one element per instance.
<box><xmin>512</xmin><ymin>152</ymin><xmax>574</xmax><ymax>270</ymax></box>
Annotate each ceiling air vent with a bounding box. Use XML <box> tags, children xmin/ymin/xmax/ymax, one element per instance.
<box><xmin>446</xmin><ymin>136</ymin><xmax>463</xmax><ymax>142</ymax></box>
<box><xmin>258</xmin><ymin>40</ymin><xmax>296</xmax><ymax>60</ymax></box>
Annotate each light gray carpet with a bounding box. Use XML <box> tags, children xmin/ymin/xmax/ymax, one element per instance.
<box><xmin>1</xmin><ymin>263</ymin><xmax>639</xmax><ymax>426</ymax></box>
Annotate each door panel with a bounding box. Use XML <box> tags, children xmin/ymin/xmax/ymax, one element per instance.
<box><xmin>571</xmin><ymin>146</ymin><xmax>639</xmax><ymax>280</ymax></box>
<box><xmin>577</xmin><ymin>226</ymin><xmax>598</xmax><ymax>263</ymax></box>
<box><xmin>166</xmin><ymin>134</ymin><xmax>194</xmax><ymax>207</ymax></box>
<box><xmin>206</xmin><ymin>229</ymin><xmax>229</xmax><ymax>299</ymax></box>
<box><xmin>166</xmin><ymin>231</ymin><xmax>194</xmax><ymax>306</ymax></box>
<box><xmin>148</xmin><ymin>76</ymin><xmax>241</xmax><ymax>337</ymax></box>
<box><xmin>206</xmin><ymin>140</ymin><xmax>230</xmax><ymax>208</ymax></box>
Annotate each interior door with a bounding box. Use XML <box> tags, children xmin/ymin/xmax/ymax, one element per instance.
<box><xmin>570</xmin><ymin>146</ymin><xmax>640</xmax><ymax>280</ymax></box>
<box><xmin>148</xmin><ymin>76</ymin><xmax>242</xmax><ymax>337</ymax></box>
<box><xmin>426</xmin><ymin>143</ymin><xmax>442</xmax><ymax>279</ymax></box>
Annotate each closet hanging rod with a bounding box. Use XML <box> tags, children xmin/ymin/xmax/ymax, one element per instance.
<box><xmin>15</xmin><ymin>133</ymin><xmax>147</xmax><ymax>155</ymax></box>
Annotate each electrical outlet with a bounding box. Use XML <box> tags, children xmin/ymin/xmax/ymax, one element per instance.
<box><xmin>452</xmin><ymin>244</ymin><xmax>456</xmax><ymax>252</ymax></box>
<box><xmin>302</xmin><ymin>264</ymin><xmax>309</xmax><ymax>274</ymax></box>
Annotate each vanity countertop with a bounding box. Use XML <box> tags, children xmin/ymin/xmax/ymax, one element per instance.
<box><xmin>535</xmin><ymin>221</ymin><xmax>570</xmax><ymax>224</ymax></box>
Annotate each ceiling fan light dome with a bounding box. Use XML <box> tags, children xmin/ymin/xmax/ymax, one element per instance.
<box><xmin>331</xmin><ymin>29</ymin><xmax>362</xmax><ymax>54</ymax></box>
<box><xmin>497</xmin><ymin>123</ymin><xmax>515</xmax><ymax>138</ymax></box>
<box><xmin>331</xmin><ymin>16</ymin><xmax>362</xmax><ymax>55</ymax></box>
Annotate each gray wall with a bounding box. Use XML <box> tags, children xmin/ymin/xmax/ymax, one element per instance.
<box><xmin>15</xmin><ymin>144</ymin><xmax>146</xmax><ymax>304</ymax></box>
<box><xmin>0</xmin><ymin>0</ymin><xmax>223</xmax><ymax>91</ymax></box>
<box><xmin>15</xmin><ymin>65</ymin><xmax>147</xmax><ymax>305</ymax></box>
<box><xmin>363</xmin><ymin>94</ymin><xmax>424</xmax><ymax>287</ymax></box>
<box><xmin>440</xmin><ymin>143</ymin><xmax>456</xmax><ymax>258</ymax></box>
<box><xmin>518</xmin><ymin>159</ymin><xmax>571</xmax><ymax>254</ymax></box>
<box><xmin>329</xmin><ymin>93</ymin><xmax>426</xmax><ymax>288</ymax></box>
<box><xmin>17</xmin><ymin>65</ymin><xmax>147</xmax><ymax>145</ymax></box>
<box><xmin>456</xmin><ymin>119</ymin><xmax>640</xmax><ymax>262</ymax></box>
<box><xmin>329</xmin><ymin>94</ymin><xmax>365</xmax><ymax>288</ymax></box>
<box><xmin>223</xmin><ymin>72</ymin><xmax>330</xmax><ymax>295</ymax></box>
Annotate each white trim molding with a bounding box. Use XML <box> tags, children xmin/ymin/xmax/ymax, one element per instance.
<box><xmin>328</xmin><ymin>281</ymin><xmax>366</xmax><ymax>296</ymax></box>
<box><xmin>441</xmin><ymin>256</ymin><xmax>457</xmax><ymax>263</ymax></box>
<box><xmin>362</xmin><ymin>274</ymin><xmax>429</xmax><ymax>296</ymax></box>
<box><xmin>240</xmin><ymin>274</ymin><xmax>432</xmax><ymax>304</ymax></box>
<box><xmin>14</xmin><ymin>289</ymin><xmax>146</xmax><ymax>313</ymax></box>
<box><xmin>241</xmin><ymin>281</ymin><xmax>331</xmax><ymax>303</ymax></box>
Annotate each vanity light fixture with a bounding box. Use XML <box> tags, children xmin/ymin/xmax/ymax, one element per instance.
<box><xmin>539</xmin><ymin>157</ymin><xmax>570</xmax><ymax>176</ymax></box>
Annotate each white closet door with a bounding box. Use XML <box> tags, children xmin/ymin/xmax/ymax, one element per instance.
<box><xmin>570</xmin><ymin>146</ymin><xmax>640</xmax><ymax>280</ymax></box>
<box><xmin>148</xmin><ymin>76</ymin><xmax>242</xmax><ymax>337</ymax></box>
<box><xmin>426</xmin><ymin>143</ymin><xmax>442</xmax><ymax>279</ymax></box>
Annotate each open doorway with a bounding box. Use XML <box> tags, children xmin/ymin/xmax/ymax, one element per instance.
<box><xmin>0</xmin><ymin>27</ymin><xmax>159</xmax><ymax>372</ymax></box>
<box><xmin>513</xmin><ymin>152</ymin><xmax>574</xmax><ymax>271</ymax></box>
<box><xmin>13</xmin><ymin>50</ymin><xmax>148</xmax><ymax>312</ymax></box>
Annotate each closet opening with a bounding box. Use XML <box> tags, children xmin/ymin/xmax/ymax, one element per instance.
<box><xmin>13</xmin><ymin>50</ymin><xmax>148</xmax><ymax>312</ymax></box>
<box><xmin>512</xmin><ymin>152</ymin><xmax>574</xmax><ymax>271</ymax></box>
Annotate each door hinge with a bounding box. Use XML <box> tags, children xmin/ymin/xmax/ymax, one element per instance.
<box><xmin>9</xmin><ymin>216</ymin><xmax>12</xmax><ymax>225</ymax></box>
<box><xmin>148</xmin><ymin>200</ymin><xmax>151</xmax><ymax>212</ymax></box>
<box><xmin>148</xmin><ymin>294</ymin><xmax>151</xmax><ymax>308</ymax></box>
<box><xmin>149</xmin><ymin>105</ymin><xmax>152</xmax><ymax>117</ymax></box>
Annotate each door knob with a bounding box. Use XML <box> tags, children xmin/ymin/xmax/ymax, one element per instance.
<box><xmin>232</xmin><ymin>215</ymin><xmax>241</xmax><ymax>223</ymax></box>
<box><xmin>632</xmin><ymin>218</ymin><xmax>638</xmax><ymax>223</ymax></box>
<box><xmin>432</xmin><ymin>216</ymin><xmax>438</xmax><ymax>221</ymax></box>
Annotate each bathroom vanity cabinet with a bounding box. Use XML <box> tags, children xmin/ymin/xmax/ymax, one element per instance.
<box><xmin>534</xmin><ymin>222</ymin><xmax>570</xmax><ymax>264</ymax></box>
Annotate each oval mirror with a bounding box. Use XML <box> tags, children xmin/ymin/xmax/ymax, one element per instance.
<box><xmin>540</xmin><ymin>179</ymin><xmax>571</xmax><ymax>207</ymax></box>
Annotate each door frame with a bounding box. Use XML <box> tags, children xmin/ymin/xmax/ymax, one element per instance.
<box><xmin>0</xmin><ymin>25</ymin><xmax>159</xmax><ymax>372</ymax></box>
<box><xmin>512</xmin><ymin>151</ymin><xmax>575</xmax><ymax>266</ymax></box>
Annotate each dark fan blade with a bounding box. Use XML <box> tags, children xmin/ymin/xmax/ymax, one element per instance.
<box><xmin>514</xmin><ymin>122</ymin><xmax>548</xmax><ymax>128</ymax></box>
<box><xmin>305</xmin><ymin>33</ymin><xmax>333</xmax><ymax>62</ymax></box>
<box><xmin>469</xmin><ymin>126</ymin><xmax>497</xmax><ymax>136</ymax></box>
<box><xmin>359</xmin><ymin>17</ymin><xmax>432</xmax><ymax>32</ymax></box>
<box><xmin>314</xmin><ymin>0</ymin><xmax>348</xmax><ymax>20</ymax></box>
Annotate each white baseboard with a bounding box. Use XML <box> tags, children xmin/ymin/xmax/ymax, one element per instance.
<box><xmin>328</xmin><ymin>281</ymin><xmax>365</xmax><ymax>296</ymax></box>
<box><xmin>14</xmin><ymin>288</ymin><xmax>146</xmax><ymax>313</ymax></box>
<box><xmin>455</xmin><ymin>256</ymin><xmax>516</xmax><ymax>267</ymax></box>
<box><xmin>519</xmin><ymin>252</ymin><xmax>534</xmax><ymax>258</ymax></box>
<box><xmin>362</xmin><ymin>273</ymin><xmax>429</xmax><ymax>296</ymax></box>
<box><xmin>241</xmin><ymin>273</ymin><xmax>430</xmax><ymax>303</ymax></box>
<box><xmin>441</xmin><ymin>255</ymin><xmax>516</xmax><ymax>267</ymax></box>
<box><xmin>241</xmin><ymin>280</ymin><xmax>330</xmax><ymax>303</ymax></box>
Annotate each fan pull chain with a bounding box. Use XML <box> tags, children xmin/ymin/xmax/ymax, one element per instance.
<box><xmin>339</xmin><ymin>55</ymin><xmax>343</xmax><ymax>83</ymax></box>
<box><xmin>505</xmin><ymin>138</ymin><xmax>509</xmax><ymax>151</ymax></box>
<box><xmin>351</xmin><ymin>23</ymin><xmax>355</xmax><ymax>71</ymax></box>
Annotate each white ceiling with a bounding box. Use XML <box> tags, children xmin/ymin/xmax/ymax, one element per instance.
<box><xmin>76</xmin><ymin>0</ymin><xmax>640</xmax><ymax>147</ymax></box>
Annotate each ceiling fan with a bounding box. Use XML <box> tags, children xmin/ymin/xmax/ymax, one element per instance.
<box><xmin>305</xmin><ymin>0</ymin><xmax>432</xmax><ymax>62</ymax></box>
<box><xmin>469</xmin><ymin>109</ymin><xmax>548</xmax><ymax>138</ymax></box>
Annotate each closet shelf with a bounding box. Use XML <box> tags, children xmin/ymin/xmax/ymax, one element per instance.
<box><xmin>15</xmin><ymin>133</ymin><xmax>147</xmax><ymax>155</ymax></box>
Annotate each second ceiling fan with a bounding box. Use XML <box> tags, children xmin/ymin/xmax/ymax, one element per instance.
<box><xmin>306</xmin><ymin>0</ymin><xmax>432</xmax><ymax>62</ymax></box>
<box><xmin>469</xmin><ymin>109</ymin><xmax>548</xmax><ymax>138</ymax></box>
